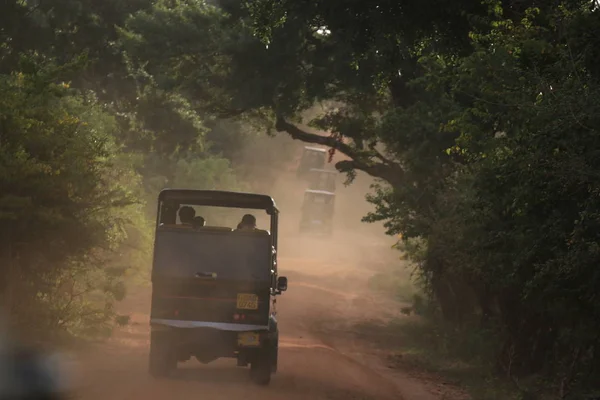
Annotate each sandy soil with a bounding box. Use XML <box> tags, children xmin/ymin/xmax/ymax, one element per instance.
<box><xmin>64</xmin><ymin>229</ymin><xmax>467</xmax><ymax>400</ymax></box>
<box><xmin>64</xmin><ymin>150</ymin><xmax>469</xmax><ymax>400</ymax></box>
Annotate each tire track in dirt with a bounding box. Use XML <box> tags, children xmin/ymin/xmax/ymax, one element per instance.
<box><xmin>63</xmin><ymin>228</ymin><xmax>469</xmax><ymax>400</ymax></box>
<box><xmin>71</xmin><ymin>279</ymin><xmax>403</xmax><ymax>400</ymax></box>
<box><xmin>280</xmin><ymin>256</ymin><xmax>469</xmax><ymax>400</ymax></box>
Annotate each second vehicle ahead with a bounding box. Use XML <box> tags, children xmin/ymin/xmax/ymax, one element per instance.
<box><xmin>296</xmin><ymin>146</ymin><xmax>327</xmax><ymax>179</ymax></box>
<box><xmin>299</xmin><ymin>189</ymin><xmax>335</xmax><ymax>236</ymax></box>
<box><xmin>307</xmin><ymin>168</ymin><xmax>337</xmax><ymax>193</ymax></box>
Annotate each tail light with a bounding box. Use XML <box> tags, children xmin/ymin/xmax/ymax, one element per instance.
<box><xmin>233</xmin><ymin>313</ymin><xmax>247</xmax><ymax>321</ymax></box>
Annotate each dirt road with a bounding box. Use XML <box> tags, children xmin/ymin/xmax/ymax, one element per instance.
<box><xmin>75</xmin><ymin>285</ymin><xmax>397</xmax><ymax>400</ymax></box>
<box><xmin>67</xmin><ymin>163</ymin><xmax>461</xmax><ymax>400</ymax></box>
<box><xmin>68</xmin><ymin>231</ymin><xmax>432</xmax><ymax>400</ymax></box>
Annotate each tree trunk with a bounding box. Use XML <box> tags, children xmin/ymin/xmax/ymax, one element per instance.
<box><xmin>474</xmin><ymin>283</ymin><xmax>494</xmax><ymax>327</ymax></box>
<box><xmin>1</xmin><ymin>243</ymin><xmax>16</xmax><ymax>317</ymax></box>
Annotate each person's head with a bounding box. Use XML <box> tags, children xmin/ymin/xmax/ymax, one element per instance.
<box><xmin>178</xmin><ymin>206</ymin><xmax>196</xmax><ymax>224</ymax></box>
<box><xmin>192</xmin><ymin>216</ymin><xmax>205</xmax><ymax>228</ymax></box>
<box><xmin>238</xmin><ymin>214</ymin><xmax>256</xmax><ymax>230</ymax></box>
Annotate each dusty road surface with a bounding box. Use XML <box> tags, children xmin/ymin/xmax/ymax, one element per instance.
<box><xmin>68</xmin><ymin>163</ymin><xmax>464</xmax><ymax>400</ymax></box>
<box><xmin>72</xmin><ymin>231</ymin><xmax>411</xmax><ymax>400</ymax></box>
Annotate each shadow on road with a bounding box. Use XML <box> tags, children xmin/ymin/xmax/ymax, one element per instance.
<box><xmin>170</xmin><ymin>364</ymin><xmax>249</xmax><ymax>384</ymax></box>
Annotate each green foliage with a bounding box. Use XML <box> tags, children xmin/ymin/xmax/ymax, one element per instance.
<box><xmin>0</xmin><ymin>0</ymin><xmax>251</xmax><ymax>342</ymax></box>
<box><xmin>0</xmin><ymin>58</ymin><xmax>146</xmax><ymax>338</ymax></box>
<box><xmin>368</xmin><ymin>269</ymin><xmax>417</xmax><ymax>303</ymax></box>
<box><xmin>376</xmin><ymin>4</ymin><xmax>600</xmax><ymax>397</ymax></box>
<box><xmin>7</xmin><ymin>0</ymin><xmax>600</xmax><ymax>397</ymax></box>
<box><xmin>133</xmin><ymin>0</ymin><xmax>600</xmax><ymax>396</ymax></box>
<box><xmin>171</xmin><ymin>155</ymin><xmax>241</xmax><ymax>191</ymax></box>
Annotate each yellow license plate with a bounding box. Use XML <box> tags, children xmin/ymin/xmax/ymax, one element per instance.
<box><xmin>236</xmin><ymin>293</ymin><xmax>258</xmax><ymax>310</ymax></box>
<box><xmin>237</xmin><ymin>332</ymin><xmax>260</xmax><ymax>347</ymax></box>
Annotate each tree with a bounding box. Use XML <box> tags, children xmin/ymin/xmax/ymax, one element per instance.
<box><xmin>0</xmin><ymin>56</ymin><xmax>146</xmax><ymax>338</ymax></box>
<box><xmin>120</xmin><ymin>0</ymin><xmax>600</xmax><ymax>395</ymax></box>
<box><xmin>0</xmin><ymin>0</ymin><xmax>262</xmax><ymax>341</ymax></box>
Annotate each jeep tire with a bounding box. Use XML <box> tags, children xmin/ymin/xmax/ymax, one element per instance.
<box><xmin>271</xmin><ymin>335</ymin><xmax>279</xmax><ymax>374</ymax></box>
<box><xmin>250</xmin><ymin>347</ymin><xmax>272</xmax><ymax>385</ymax></box>
<box><xmin>149</xmin><ymin>331</ymin><xmax>176</xmax><ymax>378</ymax></box>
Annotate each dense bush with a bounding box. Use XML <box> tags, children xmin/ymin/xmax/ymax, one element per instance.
<box><xmin>0</xmin><ymin>0</ymin><xmax>257</xmax><ymax>341</ymax></box>
<box><xmin>0</xmin><ymin>58</ymin><xmax>145</xmax><ymax>339</ymax></box>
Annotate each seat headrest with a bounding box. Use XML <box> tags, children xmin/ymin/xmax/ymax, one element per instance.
<box><xmin>232</xmin><ymin>229</ymin><xmax>270</xmax><ymax>236</ymax></box>
<box><xmin>194</xmin><ymin>226</ymin><xmax>233</xmax><ymax>232</ymax></box>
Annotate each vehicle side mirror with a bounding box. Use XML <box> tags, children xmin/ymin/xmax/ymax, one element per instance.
<box><xmin>277</xmin><ymin>276</ymin><xmax>288</xmax><ymax>292</ymax></box>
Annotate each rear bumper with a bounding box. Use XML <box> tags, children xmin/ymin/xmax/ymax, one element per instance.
<box><xmin>150</xmin><ymin>318</ymin><xmax>269</xmax><ymax>331</ymax></box>
<box><xmin>150</xmin><ymin>321</ymin><xmax>276</xmax><ymax>363</ymax></box>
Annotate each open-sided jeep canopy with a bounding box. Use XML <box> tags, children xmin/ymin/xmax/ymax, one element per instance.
<box><xmin>158</xmin><ymin>189</ymin><xmax>279</xmax><ymax>214</ymax></box>
<box><xmin>303</xmin><ymin>146</ymin><xmax>326</xmax><ymax>153</ymax></box>
<box><xmin>157</xmin><ymin>189</ymin><xmax>279</xmax><ymax>246</ymax></box>
<box><xmin>297</xmin><ymin>147</ymin><xmax>328</xmax><ymax>178</ymax></box>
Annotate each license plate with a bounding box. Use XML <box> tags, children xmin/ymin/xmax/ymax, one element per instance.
<box><xmin>311</xmin><ymin>220</ymin><xmax>322</xmax><ymax>225</ymax></box>
<box><xmin>236</xmin><ymin>293</ymin><xmax>258</xmax><ymax>310</ymax></box>
<box><xmin>237</xmin><ymin>332</ymin><xmax>260</xmax><ymax>347</ymax></box>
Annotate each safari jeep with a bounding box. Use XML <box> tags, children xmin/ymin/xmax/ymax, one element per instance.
<box><xmin>148</xmin><ymin>189</ymin><xmax>288</xmax><ymax>385</ymax></box>
<box><xmin>307</xmin><ymin>168</ymin><xmax>337</xmax><ymax>193</ymax></box>
<box><xmin>299</xmin><ymin>189</ymin><xmax>335</xmax><ymax>236</ymax></box>
<box><xmin>296</xmin><ymin>146</ymin><xmax>327</xmax><ymax>179</ymax></box>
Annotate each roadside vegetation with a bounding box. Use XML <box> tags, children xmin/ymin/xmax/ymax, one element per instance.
<box><xmin>3</xmin><ymin>0</ymin><xmax>600</xmax><ymax>397</ymax></box>
<box><xmin>0</xmin><ymin>0</ymin><xmax>293</xmax><ymax>342</ymax></box>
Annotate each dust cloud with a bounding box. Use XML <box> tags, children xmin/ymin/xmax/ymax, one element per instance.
<box><xmin>8</xmin><ymin>132</ymin><xmax>421</xmax><ymax>400</ymax></box>
<box><xmin>235</xmin><ymin>132</ymin><xmax>401</xmax><ymax>287</ymax></box>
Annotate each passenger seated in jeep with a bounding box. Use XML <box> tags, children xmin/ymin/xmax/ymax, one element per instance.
<box><xmin>178</xmin><ymin>206</ymin><xmax>195</xmax><ymax>225</ymax></box>
<box><xmin>192</xmin><ymin>216</ymin><xmax>206</xmax><ymax>229</ymax></box>
<box><xmin>236</xmin><ymin>214</ymin><xmax>257</xmax><ymax>231</ymax></box>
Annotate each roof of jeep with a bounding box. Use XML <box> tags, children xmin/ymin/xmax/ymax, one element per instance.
<box><xmin>158</xmin><ymin>189</ymin><xmax>279</xmax><ymax>213</ymax></box>
<box><xmin>304</xmin><ymin>146</ymin><xmax>327</xmax><ymax>153</ymax></box>
<box><xmin>309</xmin><ymin>168</ymin><xmax>337</xmax><ymax>174</ymax></box>
<box><xmin>304</xmin><ymin>189</ymin><xmax>335</xmax><ymax>196</ymax></box>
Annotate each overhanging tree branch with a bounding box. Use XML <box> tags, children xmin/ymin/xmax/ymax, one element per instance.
<box><xmin>275</xmin><ymin>115</ymin><xmax>356</xmax><ymax>155</ymax></box>
<box><xmin>275</xmin><ymin>115</ymin><xmax>404</xmax><ymax>186</ymax></box>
